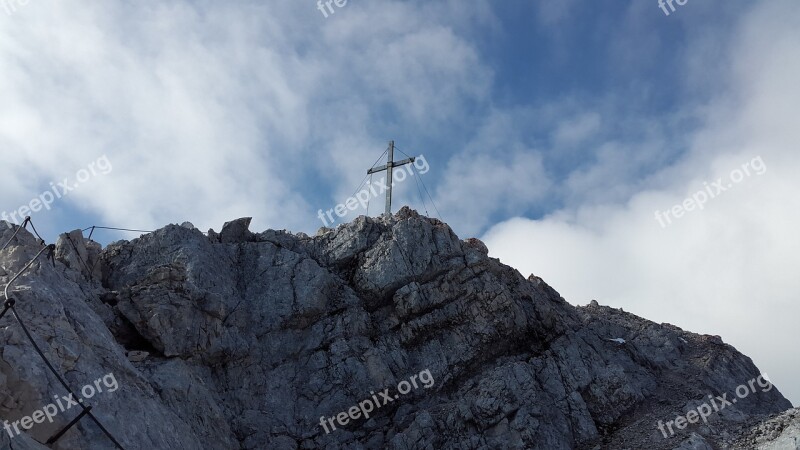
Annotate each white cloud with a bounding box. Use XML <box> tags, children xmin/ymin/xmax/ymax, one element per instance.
<box><xmin>552</xmin><ymin>112</ymin><xmax>601</xmax><ymax>148</ymax></box>
<box><xmin>483</xmin><ymin>0</ymin><xmax>800</xmax><ymax>406</ymax></box>
<box><xmin>428</xmin><ymin>110</ymin><xmax>553</xmax><ymax>236</ymax></box>
<box><xmin>0</xmin><ymin>1</ymin><xmax>493</xmax><ymax>235</ymax></box>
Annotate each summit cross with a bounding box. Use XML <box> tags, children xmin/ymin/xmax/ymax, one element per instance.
<box><xmin>367</xmin><ymin>141</ymin><xmax>415</xmax><ymax>214</ymax></box>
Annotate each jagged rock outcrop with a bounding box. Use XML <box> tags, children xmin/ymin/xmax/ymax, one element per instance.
<box><xmin>0</xmin><ymin>210</ymin><xmax>795</xmax><ymax>449</ymax></box>
<box><xmin>725</xmin><ymin>408</ymin><xmax>800</xmax><ymax>449</ymax></box>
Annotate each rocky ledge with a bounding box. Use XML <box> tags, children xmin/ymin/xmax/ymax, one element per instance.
<box><xmin>0</xmin><ymin>208</ymin><xmax>795</xmax><ymax>449</ymax></box>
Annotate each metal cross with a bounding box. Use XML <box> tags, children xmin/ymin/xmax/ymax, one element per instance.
<box><xmin>367</xmin><ymin>141</ymin><xmax>415</xmax><ymax>215</ymax></box>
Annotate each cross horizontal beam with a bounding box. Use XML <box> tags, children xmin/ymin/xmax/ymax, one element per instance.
<box><xmin>367</xmin><ymin>157</ymin><xmax>415</xmax><ymax>174</ymax></box>
<box><xmin>366</xmin><ymin>141</ymin><xmax>416</xmax><ymax>214</ymax></box>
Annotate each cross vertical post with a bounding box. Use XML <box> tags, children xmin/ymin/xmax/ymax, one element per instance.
<box><xmin>385</xmin><ymin>141</ymin><xmax>394</xmax><ymax>215</ymax></box>
<box><xmin>367</xmin><ymin>140</ymin><xmax>415</xmax><ymax>215</ymax></box>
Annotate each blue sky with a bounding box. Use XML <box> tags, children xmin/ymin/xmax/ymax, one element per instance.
<box><xmin>1</xmin><ymin>1</ymin><xmax>798</xmax><ymax>405</ymax></box>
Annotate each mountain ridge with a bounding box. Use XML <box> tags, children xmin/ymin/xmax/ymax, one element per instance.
<box><xmin>0</xmin><ymin>208</ymin><xmax>795</xmax><ymax>449</ymax></box>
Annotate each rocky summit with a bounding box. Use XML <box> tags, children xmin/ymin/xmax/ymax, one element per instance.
<box><xmin>0</xmin><ymin>208</ymin><xmax>796</xmax><ymax>449</ymax></box>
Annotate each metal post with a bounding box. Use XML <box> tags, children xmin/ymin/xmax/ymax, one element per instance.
<box><xmin>367</xmin><ymin>140</ymin><xmax>415</xmax><ymax>216</ymax></box>
<box><xmin>385</xmin><ymin>141</ymin><xmax>394</xmax><ymax>214</ymax></box>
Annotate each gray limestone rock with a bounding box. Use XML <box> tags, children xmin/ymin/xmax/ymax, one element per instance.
<box><xmin>0</xmin><ymin>209</ymin><xmax>794</xmax><ymax>449</ymax></box>
<box><xmin>219</xmin><ymin>217</ymin><xmax>253</xmax><ymax>243</ymax></box>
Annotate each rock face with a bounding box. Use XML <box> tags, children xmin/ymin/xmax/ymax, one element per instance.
<box><xmin>0</xmin><ymin>209</ymin><xmax>795</xmax><ymax>449</ymax></box>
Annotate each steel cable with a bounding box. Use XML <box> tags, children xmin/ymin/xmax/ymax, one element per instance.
<box><xmin>1</xmin><ymin>232</ymin><xmax>126</xmax><ymax>449</ymax></box>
